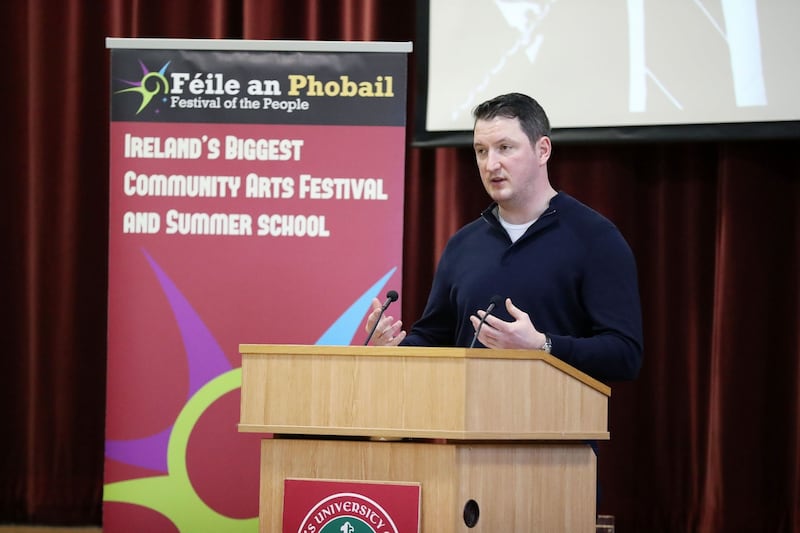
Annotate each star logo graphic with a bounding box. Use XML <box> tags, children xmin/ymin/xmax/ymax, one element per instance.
<box><xmin>115</xmin><ymin>60</ymin><xmax>171</xmax><ymax>114</ymax></box>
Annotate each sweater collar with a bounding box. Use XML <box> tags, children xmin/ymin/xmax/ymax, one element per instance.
<box><xmin>481</xmin><ymin>192</ymin><xmax>562</xmax><ymax>223</ymax></box>
<box><xmin>481</xmin><ymin>193</ymin><xmax>562</xmax><ymax>239</ymax></box>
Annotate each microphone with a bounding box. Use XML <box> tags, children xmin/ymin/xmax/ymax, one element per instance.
<box><xmin>364</xmin><ymin>290</ymin><xmax>399</xmax><ymax>345</ymax></box>
<box><xmin>469</xmin><ymin>295</ymin><xmax>503</xmax><ymax>348</ymax></box>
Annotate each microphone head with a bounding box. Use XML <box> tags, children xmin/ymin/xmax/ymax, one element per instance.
<box><xmin>483</xmin><ymin>295</ymin><xmax>503</xmax><ymax>315</ymax></box>
<box><xmin>386</xmin><ymin>290</ymin><xmax>399</xmax><ymax>302</ymax></box>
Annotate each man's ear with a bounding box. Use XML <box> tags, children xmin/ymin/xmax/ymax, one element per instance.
<box><xmin>537</xmin><ymin>136</ymin><xmax>552</xmax><ymax>165</ymax></box>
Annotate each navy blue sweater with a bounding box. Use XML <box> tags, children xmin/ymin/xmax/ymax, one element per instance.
<box><xmin>401</xmin><ymin>192</ymin><xmax>643</xmax><ymax>382</ymax></box>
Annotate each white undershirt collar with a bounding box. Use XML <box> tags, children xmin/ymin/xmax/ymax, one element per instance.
<box><xmin>498</xmin><ymin>213</ymin><xmax>536</xmax><ymax>242</ymax></box>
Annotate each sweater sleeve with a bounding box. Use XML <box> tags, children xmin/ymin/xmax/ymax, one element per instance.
<box><xmin>400</xmin><ymin>236</ymin><xmax>463</xmax><ymax>347</ymax></box>
<box><xmin>552</xmin><ymin>225</ymin><xmax>644</xmax><ymax>381</ymax></box>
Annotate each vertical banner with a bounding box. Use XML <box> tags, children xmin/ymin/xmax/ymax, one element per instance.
<box><xmin>104</xmin><ymin>39</ymin><xmax>412</xmax><ymax>532</ymax></box>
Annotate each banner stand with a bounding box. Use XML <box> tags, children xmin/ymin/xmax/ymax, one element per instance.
<box><xmin>104</xmin><ymin>38</ymin><xmax>411</xmax><ymax>532</ymax></box>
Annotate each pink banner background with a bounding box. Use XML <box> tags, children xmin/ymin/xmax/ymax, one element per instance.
<box><xmin>105</xmin><ymin>50</ymin><xmax>407</xmax><ymax>532</ymax></box>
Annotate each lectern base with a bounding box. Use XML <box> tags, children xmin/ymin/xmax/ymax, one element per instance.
<box><xmin>259</xmin><ymin>438</ymin><xmax>596</xmax><ymax>532</ymax></box>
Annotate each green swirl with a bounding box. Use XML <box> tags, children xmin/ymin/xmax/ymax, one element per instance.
<box><xmin>103</xmin><ymin>368</ymin><xmax>258</xmax><ymax>532</ymax></box>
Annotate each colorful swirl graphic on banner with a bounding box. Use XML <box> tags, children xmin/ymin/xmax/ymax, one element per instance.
<box><xmin>103</xmin><ymin>250</ymin><xmax>396</xmax><ymax>532</ymax></box>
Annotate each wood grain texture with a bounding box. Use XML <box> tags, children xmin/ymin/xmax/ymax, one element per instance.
<box><xmin>259</xmin><ymin>438</ymin><xmax>596</xmax><ymax>532</ymax></box>
<box><xmin>239</xmin><ymin>345</ymin><xmax>609</xmax><ymax>440</ymax></box>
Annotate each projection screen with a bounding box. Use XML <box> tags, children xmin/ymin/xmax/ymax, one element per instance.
<box><xmin>414</xmin><ymin>0</ymin><xmax>800</xmax><ymax>145</ymax></box>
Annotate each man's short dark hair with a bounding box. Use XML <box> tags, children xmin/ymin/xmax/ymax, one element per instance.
<box><xmin>473</xmin><ymin>93</ymin><xmax>551</xmax><ymax>145</ymax></box>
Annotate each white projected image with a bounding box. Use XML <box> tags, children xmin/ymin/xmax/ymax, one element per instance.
<box><xmin>426</xmin><ymin>0</ymin><xmax>800</xmax><ymax>133</ymax></box>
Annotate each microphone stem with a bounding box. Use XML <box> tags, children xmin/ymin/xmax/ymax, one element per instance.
<box><xmin>469</xmin><ymin>302</ymin><xmax>495</xmax><ymax>348</ymax></box>
<box><xmin>364</xmin><ymin>298</ymin><xmax>393</xmax><ymax>345</ymax></box>
<box><xmin>364</xmin><ymin>307</ymin><xmax>386</xmax><ymax>345</ymax></box>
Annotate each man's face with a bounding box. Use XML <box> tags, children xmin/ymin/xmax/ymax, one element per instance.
<box><xmin>473</xmin><ymin>115</ymin><xmax>549</xmax><ymax>210</ymax></box>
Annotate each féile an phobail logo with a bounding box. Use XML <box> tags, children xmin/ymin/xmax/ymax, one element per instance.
<box><xmin>115</xmin><ymin>60</ymin><xmax>171</xmax><ymax>114</ymax></box>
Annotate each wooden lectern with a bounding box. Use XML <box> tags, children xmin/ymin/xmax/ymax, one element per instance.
<box><xmin>238</xmin><ymin>344</ymin><xmax>610</xmax><ymax>532</ymax></box>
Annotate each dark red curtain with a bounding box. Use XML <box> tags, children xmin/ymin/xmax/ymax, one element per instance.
<box><xmin>1</xmin><ymin>1</ymin><xmax>798</xmax><ymax>531</ymax></box>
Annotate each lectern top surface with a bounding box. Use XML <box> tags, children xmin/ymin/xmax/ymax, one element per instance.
<box><xmin>239</xmin><ymin>344</ymin><xmax>611</xmax><ymax>396</ymax></box>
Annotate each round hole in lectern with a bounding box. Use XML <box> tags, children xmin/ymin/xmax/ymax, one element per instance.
<box><xmin>463</xmin><ymin>499</ymin><xmax>480</xmax><ymax>527</ymax></box>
